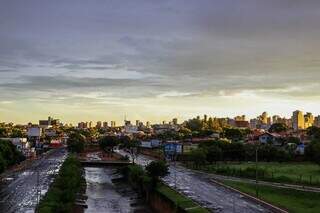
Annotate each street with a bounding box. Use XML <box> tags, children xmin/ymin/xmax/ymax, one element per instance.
<box><xmin>117</xmin><ymin>150</ymin><xmax>269</xmax><ymax>212</ymax></box>
<box><xmin>163</xmin><ymin>164</ymin><xmax>269</xmax><ymax>212</ymax></box>
<box><xmin>0</xmin><ymin>148</ymin><xmax>67</xmax><ymax>213</ymax></box>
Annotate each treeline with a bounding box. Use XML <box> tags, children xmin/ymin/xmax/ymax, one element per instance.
<box><xmin>185</xmin><ymin>140</ymin><xmax>294</xmax><ymax>168</ymax></box>
<box><xmin>37</xmin><ymin>155</ymin><xmax>84</xmax><ymax>213</ymax></box>
<box><xmin>0</xmin><ymin>139</ymin><xmax>25</xmax><ymax>173</ymax></box>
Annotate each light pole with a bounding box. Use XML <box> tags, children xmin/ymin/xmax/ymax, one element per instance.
<box><xmin>255</xmin><ymin>144</ymin><xmax>259</xmax><ymax>198</ymax></box>
<box><xmin>36</xmin><ymin>170</ymin><xmax>40</xmax><ymax>206</ymax></box>
<box><xmin>174</xmin><ymin>146</ymin><xmax>177</xmax><ymax>189</ymax></box>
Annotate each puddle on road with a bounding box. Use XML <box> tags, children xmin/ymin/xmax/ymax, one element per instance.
<box><xmin>84</xmin><ymin>167</ymin><xmax>150</xmax><ymax>213</ymax></box>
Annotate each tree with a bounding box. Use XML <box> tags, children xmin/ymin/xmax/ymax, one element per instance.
<box><xmin>189</xmin><ymin>148</ymin><xmax>207</xmax><ymax>168</ymax></box>
<box><xmin>145</xmin><ymin>161</ymin><xmax>169</xmax><ymax>185</ymax></box>
<box><xmin>178</xmin><ymin>127</ymin><xmax>192</xmax><ymax>139</ymax></box>
<box><xmin>185</xmin><ymin>118</ymin><xmax>203</xmax><ymax>131</ymax></box>
<box><xmin>0</xmin><ymin>153</ymin><xmax>5</xmax><ymax>173</ymax></box>
<box><xmin>11</xmin><ymin>127</ymin><xmax>26</xmax><ymax>138</ymax></box>
<box><xmin>305</xmin><ymin>140</ymin><xmax>320</xmax><ymax>166</ymax></box>
<box><xmin>67</xmin><ymin>132</ymin><xmax>86</xmax><ymax>153</ymax></box>
<box><xmin>120</xmin><ymin>138</ymin><xmax>141</xmax><ymax>164</ymax></box>
<box><xmin>268</xmin><ymin>123</ymin><xmax>288</xmax><ymax>133</ymax></box>
<box><xmin>206</xmin><ymin>145</ymin><xmax>222</xmax><ymax>164</ymax></box>
<box><xmin>0</xmin><ymin>128</ymin><xmax>8</xmax><ymax>138</ymax></box>
<box><xmin>286</xmin><ymin>136</ymin><xmax>300</xmax><ymax>144</ymax></box>
<box><xmin>99</xmin><ymin>136</ymin><xmax>119</xmax><ymax>155</ymax></box>
<box><xmin>223</xmin><ymin>128</ymin><xmax>245</xmax><ymax>142</ymax></box>
<box><xmin>307</xmin><ymin>126</ymin><xmax>320</xmax><ymax>140</ymax></box>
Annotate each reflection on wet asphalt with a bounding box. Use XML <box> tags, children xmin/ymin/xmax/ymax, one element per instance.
<box><xmin>117</xmin><ymin>150</ymin><xmax>269</xmax><ymax>213</ymax></box>
<box><xmin>163</xmin><ymin>165</ymin><xmax>269</xmax><ymax>213</ymax></box>
<box><xmin>0</xmin><ymin>149</ymin><xmax>67</xmax><ymax>213</ymax></box>
<box><xmin>84</xmin><ymin>167</ymin><xmax>149</xmax><ymax>213</ymax></box>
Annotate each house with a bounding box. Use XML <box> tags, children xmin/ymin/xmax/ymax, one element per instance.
<box><xmin>140</xmin><ymin>139</ymin><xmax>161</xmax><ymax>148</ymax></box>
<box><xmin>182</xmin><ymin>143</ymin><xmax>198</xmax><ymax>153</ymax></box>
<box><xmin>44</xmin><ymin>128</ymin><xmax>57</xmax><ymax>137</ymax></box>
<box><xmin>295</xmin><ymin>143</ymin><xmax>305</xmax><ymax>155</ymax></box>
<box><xmin>258</xmin><ymin>132</ymin><xmax>282</xmax><ymax>146</ymax></box>
<box><xmin>27</xmin><ymin>126</ymin><xmax>42</xmax><ymax>138</ymax></box>
<box><xmin>152</xmin><ymin>124</ymin><xmax>179</xmax><ymax>134</ymax></box>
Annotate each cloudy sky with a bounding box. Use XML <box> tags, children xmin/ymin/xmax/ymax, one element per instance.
<box><xmin>1</xmin><ymin>0</ymin><xmax>320</xmax><ymax>124</ymax></box>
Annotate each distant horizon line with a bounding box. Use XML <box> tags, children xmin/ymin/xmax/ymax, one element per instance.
<box><xmin>1</xmin><ymin>109</ymin><xmax>319</xmax><ymax>125</ymax></box>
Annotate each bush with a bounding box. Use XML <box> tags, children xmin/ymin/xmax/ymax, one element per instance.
<box><xmin>146</xmin><ymin>161</ymin><xmax>169</xmax><ymax>185</ymax></box>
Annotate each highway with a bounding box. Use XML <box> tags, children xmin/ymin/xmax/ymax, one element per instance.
<box><xmin>0</xmin><ymin>148</ymin><xmax>67</xmax><ymax>213</ymax></box>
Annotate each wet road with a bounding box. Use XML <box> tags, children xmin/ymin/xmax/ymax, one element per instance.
<box><xmin>84</xmin><ymin>167</ymin><xmax>150</xmax><ymax>213</ymax></box>
<box><xmin>0</xmin><ymin>149</ymin><xmax>67</xmax><ymax>213</ymax></box>
<box><xmin>117</xmin><ymin>150</ymin><xmax>269</xmax><ymax>213</ymax></box>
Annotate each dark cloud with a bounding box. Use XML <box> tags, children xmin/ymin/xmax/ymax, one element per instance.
<box><xmin>1</xmin><ymin>0</ymin><xmax>320</xmax><ymax>122</ymax></box>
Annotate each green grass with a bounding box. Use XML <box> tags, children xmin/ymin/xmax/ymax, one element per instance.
<box><xmin>200</xmin><ymin>162</ymin><xmax>320</xmax><ymax>186</ymax></box>
<box><xmin>156</xmin><ymin>184</ymin><xmax>210</xmax><ymax>213</ymax></box>
<box><xmin>223</xmin><ymin>180</ymin><xmax>320</xmax><ymax>213</ymax></box>
<box><xmin>37</xmin><ymin>155</ymin><xmax>84</xmax><ymax>213</ymax></box>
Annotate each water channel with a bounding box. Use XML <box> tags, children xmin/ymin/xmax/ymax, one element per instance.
<box><xmin>84</xmin><ymin>166</ymin><xmax>151</xmax><ymax>213</ymax></box>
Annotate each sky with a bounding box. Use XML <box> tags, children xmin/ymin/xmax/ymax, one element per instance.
<box><xmin>1</xmin><ymin>0</ymin><xmax>320</xmax><ymax>124</ymax></box>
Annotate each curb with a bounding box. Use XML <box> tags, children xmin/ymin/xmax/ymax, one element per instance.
<box><xmin>210</xmin><ymin>179</ymin><xmax>288</xmax><ymax>213</ymax></box>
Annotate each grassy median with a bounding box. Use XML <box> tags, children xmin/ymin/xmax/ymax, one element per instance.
<box><xmin>37</xmin><ymin>155</ymin><xmax>84</xmax><ymax>213</ymax></box>
<box><xmin>223</xmin><ymin>180</ymin><xmax>320</xmax><ymax>213</ymax></box>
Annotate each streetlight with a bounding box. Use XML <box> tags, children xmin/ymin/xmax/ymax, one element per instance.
<box><xmin>255</xmin><ymin>144</ymin><xmax>259</xmax><ymax>198</ymax></box>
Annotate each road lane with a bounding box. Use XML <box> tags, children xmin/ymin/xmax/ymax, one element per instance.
<box><xmin>116</xmin><ymin>150</ymin><xmax>269</xmax><ymax>212</ymax></box>
<box><xmin>0</xmin><ymin>148</ymin><xmax>67</xmax><ymax>213</ymax></box>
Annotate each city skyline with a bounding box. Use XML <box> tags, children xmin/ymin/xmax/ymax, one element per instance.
<box><xmin>3</xmin><ymin>109</ymin><xmax>320</xmax><ymax>127</ymax></box>
<box><xmin>2</xmin><ymin>0</ymin><xmax>320</xmax><ymax>123</ymax></box>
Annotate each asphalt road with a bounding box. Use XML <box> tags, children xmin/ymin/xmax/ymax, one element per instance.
<box><xmin>0</xmin><ymin>148</ymin><xmax>67</xmax><ymax>213</ymax></box>
<box><xmin>117</xmin><ymin>150</ymin><xmax>270</xmax><ymax>213</ymax></box>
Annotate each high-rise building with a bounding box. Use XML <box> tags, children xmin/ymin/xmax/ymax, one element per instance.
<box><xmin>260</xmin><ymin>112</ymin><xmax>268</xmax><ymax>124</ymax></box>
<box><xmin>292</xmin><ymin>110</ymin><xmax>304</xmax><ymax>131</ymax></box>
<box><xmin>204</xmin><ymin>114</ymin><xmax>208</xmax><ymax>122</ymax></box>
<box><xmin>272</xmin><ymin>115</ymin><xmax>281</xmax><ymax>124</ymax></box>
<box><xmin>136</xmin><ymin>120</ymin><xmax>140</xmax><ymax>126</ymax></box>
<box><xmin>111</xmin><ymin>121</ymin><xmax>116</xmax><ymax>128</ymax></box>
<box><xmin>125</xmin><ymin>120</ymin><xmax>131</xmax><ymax>126</ymax></box>
<box><xmin>78</xmin><ymin>122</ymin><xmax>87</xmax><ymax>129</ymax></box>
<box><xmin>96</xmin><ymin>121</ymin><xmax>102</xmax><ymax>128</ymax></box>
<box><xmin>250</xmin><ymin>118</ymin><xmax>258</xmax><ymax>129</ymax></box>
<box><xmin>146</xmin><ymin>121</ymin><xmax>151</xmax><ymax>128</ymax></box>
<box><xmin>267</xmin><ymin>117</ymin><xmax>272</xmax><ymax>125</ymax></box>
<box><xmin>314</xmin><ymin>115</ymin><xmax>320</xmax><ymax>127</ymax></box>
<box><xmin>103</xmin><ymin>121</ymin><xmax>108</xmax><ymax>128</ymax></box>
<box><xmin>234</xmin><ymin>115</ymin><xmax>246</xmax><ymax>121</ymax></box>
<box><xmin>172</xmin><ymin>118</ymin><xmax>178</xmax><ymax>125</ymax></box>
<box><xmin>304</xmin><ymin>112</ymin><xmax>314</xmax><ymax>129</ymax></box>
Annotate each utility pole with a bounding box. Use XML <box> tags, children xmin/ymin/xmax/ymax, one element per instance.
<box><xmin>255</xmin><ymin>145</ymin><xmax>259</xmax><ymax>198</ymax></box>
<box><xmin>174</xmin><ymin>147</ymin><xmax>177</xmax><ymax>189</ymax></box>
<box><xmin>36</xmin><ymin>170</ymin><xmax>40</xmax><ymax>206</ymax></box>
